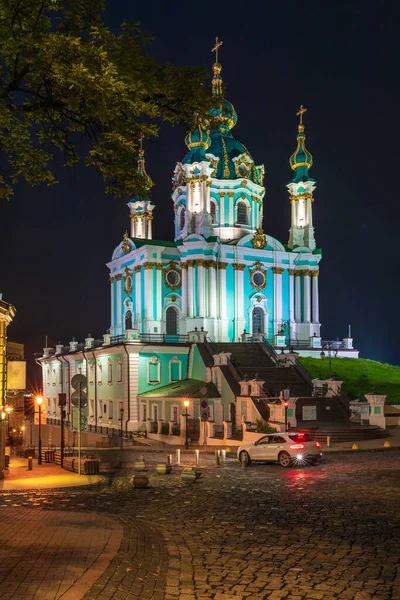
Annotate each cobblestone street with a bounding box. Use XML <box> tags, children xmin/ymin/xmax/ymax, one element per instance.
<box><xmin>0</xmin><ymin>449</ymin><xmax>399</xmax><ymax>600</ymax></box>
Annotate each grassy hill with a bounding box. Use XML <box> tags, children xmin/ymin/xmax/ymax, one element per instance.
<box><xmin>298</xmin><ymin>357</ymin><xmax>400</xmax><ymax>405</ymax></box>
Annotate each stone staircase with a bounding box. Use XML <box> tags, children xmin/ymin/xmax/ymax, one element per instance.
<box><xmin>212</xmin><ymin>342</ymin><xmax>312</xmax><ymax>398</ymax></box>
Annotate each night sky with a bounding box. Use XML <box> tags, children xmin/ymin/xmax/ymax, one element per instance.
<box><xmin>1</xmin><ymin>0</ymin><xmax>399</xmax><ymax>384</ymax></box>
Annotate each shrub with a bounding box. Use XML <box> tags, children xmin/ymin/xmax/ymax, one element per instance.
<box><xmin>255</xmin><ymin>419</ymin><xmax>278</xmax><ymax>433</ymax></box>
<box><xmin>233</xmin><ymin>428</ymin><xmax>243</xmax><ymax>440</ymax></box>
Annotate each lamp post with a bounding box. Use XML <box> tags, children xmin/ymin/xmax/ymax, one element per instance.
<box><xmin>283</xmin><ymin>400</ymin><xmax>289</xmax><ymax>432</ymax></box>
<box><xmin>320</xmin><ymin>344</ymin><xmax>332</xmax><ymax>378</ymax></box>
<box><xmin>36</xmin><ymin>396</ymin><xmax>43</xmax><ymax>465</ymax></box>
<box><xmin>5</xmin><ymin>406</ymin><xmax>12</xmax><ymax>432</ymax></box>
<box><xmin>183</xmin><ymin>400</ymin><xmax>190</xmax><ymax>450</ymax></box>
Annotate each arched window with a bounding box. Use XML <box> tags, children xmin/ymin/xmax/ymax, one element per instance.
<box><xmin>210</xmin><ymin>200</ymin><xmax>217</xmax><ymax>224</ymax></box>
<box><xmin>125</xmin><ymin>310</ymin><xmax>132</xmax><ymax>330</ymax></box>
<box><xmin>237</xmin><ymin>201</ymin><xmax>248</xmax><ymax>225</ymax></box>
<box><xmin>252</xmin><ymin>306</ymin><xmax>265</xmax><ymax>334</ymax></box>
<box><xmin>179</xmin><ymin>207</ymin><xmax>186</xmax><ymax>231</ymax></box>
<box><xmin>166</xmin><ymin>306</ymin><xmax>178</xmax><ymax>335</ymax></box>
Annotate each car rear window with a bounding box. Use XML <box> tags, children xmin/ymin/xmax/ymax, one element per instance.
<box><xmin>289</xmin><ymin>433</ymin><xmax>312</xmax><ymax>442</ymax></box>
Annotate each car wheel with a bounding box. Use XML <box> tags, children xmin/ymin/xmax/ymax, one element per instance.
<box><xmin>239</xmin><ymin>451</ymin><xmax>251</xmax><ymax>466</ymax></box>
<box><xmin>278</xmin><ymin>451</ymin><xmax>291</xmax><ymax>468</ymax></box>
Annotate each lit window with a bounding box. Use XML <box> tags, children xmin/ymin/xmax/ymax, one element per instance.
<box><xmin>107</xmin><ymin>359</ymin><xmax>112</xmax><ymax>384</ymax></box>
<box><xmin>237</xmin><ymin>201</ymin><xmax>248</xmax><ymax>225</ymax></box>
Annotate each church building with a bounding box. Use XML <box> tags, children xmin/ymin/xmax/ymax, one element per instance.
<box><xmin>39</xmin><ymin>45</ymin><xmax>357</xmax><ymax>438</ymax></box>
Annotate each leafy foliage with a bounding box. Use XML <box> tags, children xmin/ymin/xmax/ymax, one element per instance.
<box><xmin>0</xmin><ymin>0</ymin><xmax>211</xmax><ymax>199</ymax></box>
<box><xmin>255</xmin><ymin>419</ymin><xmax>278</xmax><ymax>433</ymax></box>
<box><xmin>299</xmin><ymin>357</ymin><xmax>400</xmax><ymax>405</ymax></box>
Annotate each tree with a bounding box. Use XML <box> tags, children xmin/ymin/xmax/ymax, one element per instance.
<box><xmin>0</xmin><ymin>0</ymin><xmax>211</xmax><ymax>200</ymax></box>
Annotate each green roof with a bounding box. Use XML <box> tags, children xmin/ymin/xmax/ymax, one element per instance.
<box><xmin>139</xmin><ymin>378</ymin><xmax>220</xmax><ymax>399</ymax></box>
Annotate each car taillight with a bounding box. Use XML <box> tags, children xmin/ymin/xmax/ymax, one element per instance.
<box><xmin>315</xmin><ymin>441</ymin><xmax>321</xmax><ymax>448</ymax></box>
<box><xmin>289</xmin><ymin>443</ymin><xmax>305</xmax><ymax>450</ymax></box>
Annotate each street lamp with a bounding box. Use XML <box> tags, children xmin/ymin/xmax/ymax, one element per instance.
<box><xmin>320</xmin><ymin>344</ymin><xmax>332</xmax><ymax>378</ymax></box>
<box><xmin>5</xmin><ymin>406</ymin><xmax>12</xmax><ymax>432</ymax></box>
<box><xmin>183</xmin><ymin>400</ymin><xmax>190</xmax><ymax>450</ymax></box>
<box><xmin>36</xmin><ymin>396</ymin><xmax>43</xmax><ymax>465</ymax></box>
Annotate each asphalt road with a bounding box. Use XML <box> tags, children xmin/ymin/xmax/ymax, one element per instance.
<box><xmin>0</xmin><ymin>449</ymin><xmax>399</xmax><ymax>600</ymax></box>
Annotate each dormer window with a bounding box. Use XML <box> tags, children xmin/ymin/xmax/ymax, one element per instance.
<box><xmin>238</xmin><ymin>163</ymin><xmax>249</xmax><ymax>177</ymax></box>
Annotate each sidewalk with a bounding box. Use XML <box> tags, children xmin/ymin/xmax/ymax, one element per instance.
<box><xmin>0</xmin><ymin>457</ymin><xmax>101</xmax><ymax>491</ymax></box>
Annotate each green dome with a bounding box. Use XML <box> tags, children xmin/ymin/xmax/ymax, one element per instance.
<box><xmin>209</xmin><ymin>63</ymin><xmax>238</xmax><ymax>132</ymax></box>
<box><xmin>185</xmin><ymin>125</ymin><xmax>211</xmax><ymax>151</ymax></box>
<box><xmin>289</xmin><ymin>124</ymin><xmax>313</xmax><ymax>173</ymax></box>
<box><xmin>207</xmin><ymin>131</ymin><xmax>258</xmax><ymax>182</ymax></box>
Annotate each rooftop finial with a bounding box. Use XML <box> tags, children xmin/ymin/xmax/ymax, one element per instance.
<box><xmin>296</xmin><ymin>105</ymin><xmax>307</xmax><ymax>132</ymax></box>
<box><xmin>139</xmin><ymin>134</ymin><xmax>144</xmax><ymax>158</ymax></box>
<box><xmin>212</xmin><ymin>36</ymin><xmax>223</xmax><ymax>65</ymax></box>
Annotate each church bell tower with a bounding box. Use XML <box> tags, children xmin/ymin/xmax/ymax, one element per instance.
<box><xmin>287</xmin><ymin>106</ymin><xmax>316</xmax><ymax>251</ymax></box>
<box><xmin>128</xmin><ymin>138</ymin><xmax>155</xmax><ymax>240</ymax></box>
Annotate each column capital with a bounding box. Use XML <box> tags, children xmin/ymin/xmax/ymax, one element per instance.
<box><xmin>109</xmin><ymin>276</ymin><xmax>115</xmax><ymax>283</ymax></box>
<box><xmin>311</xmin><ymin>270</ymin><xmax>319</xmax><ymax>277</ymax></box>
<box><xmin>196</xmin><ymin>259</ymin><xmax>206</xmax><ymax>267</ymax></box>
<box><xmin>218</xmin><ymin>191</ymin><xmax>226</xmax><ymax>197</ymax></box>
<box><xmin>114</xmin><ymin>274</ymin><xmax>122</xmax><ymax>281</ymax></box>
<box><xmin>217</xmin><ymin>262</ymin><xmax>228</xmax><ymax>270</ymax></box>
<box><xmin>181</xmin><ymin>262</ymin><xmax>188</xmax><ymax>270</ymax></box>
<box><xmin>205</xmin><ymin>260</ymin><xmax>217</xmax><ymax>269</ymax></box>
<box><xmin>294</xmin><ymin>271</ymin><xmax>302</xmax><ymax>277</ymax></box>
<box><xmin>143</xmin><ymin>262</ymin><xmax>154</xmax><ymax>270</ymax></box>
<box><xmin>227</xmin><ymin>191</ymin><xmax>235</xmax><ymax>198</ymax></box>
<box><xmin>302</xmin><ymin>269</ymin><xmax>312</xmax><ymax>277</ymax></box>
<box><xmin>187</xmin><ymin>260</ymin><xmax>195</xmax><ymax>268</ymax></box>
<box><xmin>155</xmin><ymin>263</ymin><xmax>163</xmax><ymax>270</ymax></box>
<box><xmin>134</xmin><ymin>265</ymin><xmax>142</xmax><ymax>273</ymax></box>
<box><xmin>288</xmin><ymin>269</ymin><xmax>296</xmax><ymax>276</ymax></box>
<box><xmin>233</xmin><ymin>263</ymin><xmax>246</xmax><ymax>271</ymax></box>
<box><xmin>272</xmin><ymin>267</ymin><xmax>284</xmax><ymax>275</ymax></box>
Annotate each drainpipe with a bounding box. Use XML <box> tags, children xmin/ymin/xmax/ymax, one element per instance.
<box><xmin>91</xmin><ymin>351</ymin><xmax>98</xmax><ymax>429</ymax></box>
<box><xmin>123</xmin><ymin>343</ymin><xmax>130</xmax><ymax>432</ymax></box>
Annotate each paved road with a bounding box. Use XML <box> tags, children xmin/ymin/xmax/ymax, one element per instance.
<box><xmin>0</xmin><ymin>450</ymin><xmax>399</xmax><ymax>600</ymax></box>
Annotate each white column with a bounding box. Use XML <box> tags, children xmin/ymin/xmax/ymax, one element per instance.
<box><xmin>218</xmin><ymin>264</ymin><xmax>227</xmax><ymax>320</ymax></box>
<box><xmin>110</xmin><ymin>276</ymin><xmax>115</xmax><ymax>334</ymax></box>
<box><xmin>135</xmin><ymin>266</ymin><xmax>142</xmax><ymax>328</ymax></box>
<box><xmin>289</xmin><ymin>270</ymin><xmax>295</xmax><ymax>325</ymax></box>
<box><xmin>144</xmin><ymin>264</ymin><xmax>154</xmax><ymax>327</ymax></box>
<box><xmin>303</xmin><ymin>270</ymin><xmax>311</xmax><ymax>323</ymax></box>
<box><xmin>147</xmin><ymin>216</ymin><xmax>153</xmax><ymax>240</ymax></box>
<box><xmin>209</xmin><ymin>262</ymin><xmax>217</xmax><ymax>318</ymax></box>
<box><xmin>115</xmin><ymin>274</ymin><xmax>122</xmax><ymax>334</ymax></box>
<box><xmin>187</xmin><ymin>261</ymin><xmax>194</xmax><ymax>317</ymax></box>
<box><xmin>295</xmin><ymin>272</ymin><xmax>301</xmax><ymax>322</ymax></box>
<box><xmin>228</xmin><ymin>192</ymin><xmax>234</xmax><ymax>225</ymax></box>
<box><xmin>312</xmin><ymin>271</ymin><xmax>319</xmax><ymax>323</ymax></box>
<box><xmin>218</xmin><ymin>192</ymin><xmax>225</xmax><ymax>227</ymax></box>
<box><xmin>234</xmin><ymin>265</ymin><xmax>245</xmax><ymax>339</ymax></box>
<box><xmin>156</xmin><ymin>264</ymin><xmax>162</xmax><ymax>321</ymax></box>
<box><xmin>273</xmin><ymin>267</ymin><xmax>283</xmax><ymax>334</ymax></box>
<box><xmin>181</xmin><ymin>264</ymin><xmax>188</xmax><ymax>317</ymax></box>
<box><xmin>197</xmin><ymin>261</ymin><xmax>205</xmax><ymax>317</ymax></box>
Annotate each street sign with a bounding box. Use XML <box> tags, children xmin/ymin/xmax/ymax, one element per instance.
<box><xmin>200</xmin><ymin>411</ymin><xmax>209</xmax><ymax>421</ymax></box>
<box><xmin>200</xmin><ymin>399</ymin><xmax>208</xmax><ymax>410</ymax></box>
<box><xmin>71</xmin><ymin>374</ymin><xmax>87</xmax><ymax>388</ymax></box>
<box><xmin>281</xmin><ymin>389</ymin><xmax>290</xmax><ymax>401</ymax></box>
<box><xmin>71</xmin><ymin>390</ymin><xmax>88</xmax><ymax>408</ymax></box>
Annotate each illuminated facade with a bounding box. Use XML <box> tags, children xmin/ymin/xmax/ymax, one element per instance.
<box><xmin>108</xmin><ymin>60</ymin><xmax>322</xmax><ymax>346</ymax></box>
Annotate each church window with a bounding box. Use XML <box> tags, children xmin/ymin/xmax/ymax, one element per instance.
<box><xmin>251</xmin><ymin>270</ymin><xmax>266</xmax><ymax>291</ymax></box>
<box><xmin>166</xmin><ymin>270</ymin><xmax>179</xmax><ymax>286</ymax></box>
<box><xmin>166</xmin><ymin>306</ymin><xmax>178</xmax><ymax>335</ymax></box>
<box><xmin>107</xmin><ymin>359</ymin><xmax>112</xmax><ymax>384</ymax></box>
<box><xmin>125</xmin><ymin>310</ymin><xmax>132</xmax><ymax>330</ymax></box>
<box><xmin>238</xmin><ymin>163</ymin><xmax>249</xmax><ymax>177</ymax></box>
<box><xmin>124</xmin><ymin>274</ymin><xmax>132</xmax><ymax>295</ymax></box>
<box><xmin>179</xmin><ymin>207</ymin><xmax>186</xmax><ymax>231</ymax></box>
<box><xmin>252</xmin><ymin>306</ymin><xmax>265</xmax><ymax>334</ymax></box>
<box><xmin>117</xmin><ymin>359</ymin><xmax>123</xmax><ymax>383</ymax></box>
<box><xmin>236</xmin><ymin>201</ymin><xmax>248</xmax><ymax>225</ymax></box>
<box><xmin>170</xmin><ymin>357</ymin><xmax>181</xmax><ymax>382</ymax></box>
<box><xmin>148</xmin><ymin>356</ymin><xmax>160</xmax><ymax>384</ymax></box>
<box><xmin>210</xmin><ymin>200</ymin><xmax>217</xmax><ymax>224</ymax></box>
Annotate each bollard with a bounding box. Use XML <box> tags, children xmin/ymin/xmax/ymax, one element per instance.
<box><xmin>176</xmin><ymin>449</ymin><xmax>181</xmax><ymax>465</ymax></box>
<box><xmin>215</xmin><ymin>450</ymin><xmax>220</xmax><ymax>466</ymax></box>
<box><xmin>327</xmin><ymin>436</ymin><xmax>331</xmax><ymax>447</ymax></box>
<box><xmin>222</xmin><ymin>449</ymin><xmax>227</xmax><ymax>461</ymax></box>
<box><xmin>167</xmin><ymin>453</ymin><xmax>172</xmax><ymax>465</ymax></box>
<box><xmin>195</xmin><ymin>449</ymin><xmax>200</xmax><ymax>467</ymax></box>
<box><xmin>383</xmin><ymin>441</ymin><xmax>391</xmax><ymax>448</ymax></box>
<box><xmin>352</xmin><ymin>443</ymin><xmax>359</xmax><ymax>450</ymax></box>
<box><xmin>28</xmin><ymin>456</ymin><xmax>33</xmax><ymax>470</ymax></box>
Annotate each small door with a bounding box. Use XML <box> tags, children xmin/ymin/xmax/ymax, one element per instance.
<box><xmin>252</xmin><ymin>307</ymin><xmax>264</xmax><ymax>334</ymax></box>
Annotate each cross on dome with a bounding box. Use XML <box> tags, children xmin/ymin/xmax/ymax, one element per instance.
<box><xmin>212</xmin><ymin>36</ymin><xmax>223</xmax><ymax>65</ymax></box>
<box><xmin>296</xmin><ymin>105</ymin><xmax>307</xmax><ymax>125</ymax></box>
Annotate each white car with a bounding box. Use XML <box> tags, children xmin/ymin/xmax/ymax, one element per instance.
<box><xmin>237</xmin><ymin>432</ymin><xmax>322</xmax><ymax>468</ymax></box>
